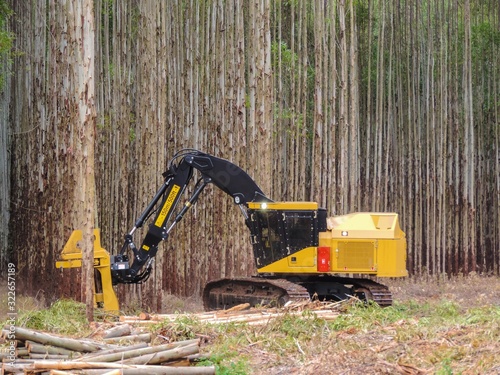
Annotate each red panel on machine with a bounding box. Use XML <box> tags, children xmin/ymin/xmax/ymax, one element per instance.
<box><xmin>317</xmin><ymin>246</ymin><xmax>330</xmax><ymax>272</ymax></box>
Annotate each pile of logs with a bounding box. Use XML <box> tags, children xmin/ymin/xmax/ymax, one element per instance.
<box><xmin>120</xmin><ymin>300</ymin><xmax>343</xmax><ymax>326</ymax></box>
<box><xmin>2</xmin><ymin>300</ymin><xmax>345</xmax><ymax>374</ymax></box>
<box><xmin>1</xmin><ymin>326</ymin><xmax>214</xmax><ymax>375</ymax></box>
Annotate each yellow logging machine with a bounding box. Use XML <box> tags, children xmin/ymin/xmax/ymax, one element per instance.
<box><xmin>57</xmin><ymin>149</ymin><xmax>407</xmax><ymax>311</ymax></box>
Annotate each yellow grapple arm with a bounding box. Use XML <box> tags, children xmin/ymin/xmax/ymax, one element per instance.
<box><xmin>56</xmin><ymin>229</ymin><xmax>119</xmax><ymax>312</ymax></box>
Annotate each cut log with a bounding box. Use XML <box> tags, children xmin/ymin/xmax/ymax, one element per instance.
<box><xmin>186</xmin><ymin>353</ymin><xmax>210</xmax><ymax>363</ymax></box>
<box><xmin>103</xmin><ymin>324</ymin><xmax>132</xmax><ymax>339</ymax></box>
<box><xmin>76</xmin><ymin>343</ymin><xmax>148</xmax><ymax>362</ymax></box>
<box><xmin>216</xmin><ymin>303</ymin><xmax>250</xmax><ymax>315</ymax></box>
<box><xmin>120</xmin><ymin>365</ymin><xmax>216</xmax><ymax>375</ymax></box>
<box><xmin>100</xmin><ymin>370</ymin><xmax>122</xmax><ymax>375</ymax></box>
<box><xmin>31</xmin><ymin>360</ymin><xmax>135</xmax><ymax>370</ymax></box>
<box><xmin>118</xmin><ymin>304</ymin><xmax>341</xmax><ymax>326</ymax></box>
<box><xmin>15</xmin><ymin>347</ymin><xmax>29</xmax><ymax>357</ymax></box>
<box><xmin>138</xmin><ymin>312</ymin><xmax>151</xmax><ymax>320</ymax></box>
<box><xmin>103</xmin><ymin>333</ymin><xmax>151</xmax><ymax>344</ymax></box>
<box><xmin>119</xmin><ymin>310</ymin><xmax>340</xmax><ymax>326</ymax></box>
<box><xmin>29</xmin><ymin>353</ymin><xmax>70</xmax><ymax>359</ymax></box>
<box><xmin>122</xmin><ymin>343</ymin><xmax>199</xmax><ymax>365</ymax></box>
<box><xmin>48</xmin><ymin>365</ymin><xmax>216</xmax><ymax>374</ymax></box>
<box><xmin>79</xmin><ymin>339</ymin><xmax>199</xmax><ymax>363</ymax></box>
<box><xmin>2</xmin><ymin>363</ymin><xmax>26</xmax><ymax>373</ymax></box>
<box><xmin>27</xmin><ymin>341</ymin><xmax>78</xmax><ymax>356</ymax></box>
<box><xmin>13</xmin><ymin>327</ymin><xmax>104</xmax><ymax>352</ymax></box>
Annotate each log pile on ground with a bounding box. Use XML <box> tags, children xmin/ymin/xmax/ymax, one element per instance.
<box><xmin>1</xmin><ymin>326</ymin><xmax>214</xmax><ymax>374</ymax></box>
<box><xmin>2</xmin><ymin>300</ymin><xmax>347</xmax><ymax>374</ymax></box>
<box><xmin>120</xmin><ymin>300</ymin><xmax>344</xmax><ymax>326</ymax></box>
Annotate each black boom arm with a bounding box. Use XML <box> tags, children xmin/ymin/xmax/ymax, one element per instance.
<box><xmin>111</xmin><ymin>149</ymin><xmax>271</xmax><ymax>284</ymax></box>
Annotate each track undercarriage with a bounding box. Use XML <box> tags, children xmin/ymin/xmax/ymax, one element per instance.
<box><xmin>203</xmin><ymin>275</ymin><xmax>393</xmax><ymax>311</ymax></box>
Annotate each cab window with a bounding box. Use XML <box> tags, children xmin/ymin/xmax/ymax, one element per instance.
<box><xmin>283</xmin><ymin>211</ymin><xmax>316</xmax><ymax>252</ymax></box>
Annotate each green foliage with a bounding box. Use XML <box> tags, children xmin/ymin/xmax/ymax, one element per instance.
<box><xmin>271</xmin><ymin>39</ymin><xmax>315</xmax><ymax>145</ymax></box>
<box><xmin>129</xmin><ymin>112</ymin><xmax>136</xmax><ymax>141</ymax></box>
<box><xmin>0</xmin><ymin>0</ymin><xmax>14</xmax><ymax>91</ymax></box>
<box><xmin>329</xmin><ymin>301</ymin><xmax>412</xmax><ymax>332</ymax></box>
<box><xmin>100</xmin><ymin>115</ymin><xmax>110</xmax><ymax>130</ymax></box>
<box><xmin>271</xmin><ymin>40</ymin><xmax>298</xmax><ymax>86</ymax></box>
<box><xmin>130</xmin><ymin>5</ymin><xmax>140</xmax><ymax>41</ymax></box>
<box><xmin>327</xmin><ymin>299</ymin><xmax>498</xmax><ymax>338</ymax></box>
<box><xmin>355</xmin><ymin>0</ymin><xmax>371</xmax><ymax>28</ymax></box>
<box><xmin>273</xmin><ymin>105</ymin><xmax>306</xmax><ymax>139</ymax></box>
<box><xmin>103</xmin><ymin>0</ymin><xmax>113</xmax><ymax>13</ymax></box>
<box><xmin>252</xmin><ymin>310</ymin><xmax>329</xmax><ymax>358</ymax></box>
<box><xmin>435</xmin><ymin>300</ymin><xmax>460</xmax><ymax>319</ymax></box>
<box><xmin>205</xmin><ymin>322</ymin><xmax>251</xmax><ymax>374</ymax></box>
<box><xmin>16</xmin><ymin>299</ymin><xmax>90</xmax><ymax>336</ymax></box>
<box><xmin>152</xmin><ymin>315</ymin><xmax>251</xmax><ymax>374</ymax></box>
<box><xmin>268</xmin><ymin>310</ymin><xmax>327</xmax><ymax>339</ymax></box>
<box><xmin>100</xmin><ymin>0</ymin><xmax>113</xmax><ymax>52</ymax></box>
<box><xmin>107</xmin><ymin>63</ymin><xmax>115</xmax><ymax>78</ymax></box>
<box><xmin>470</xmin><ymin>21</ymin><xmax>500</xmax><ymax>112</ymax></box>
<box><xmin>283</xmin><ymin>0</ymin><xmax>299</xmax><ymax>8</ymax></box>
<box><xmin>471</xmin><ymin>21</ymin><xmax>500</xmax><ymax>66</ymax></box>
<box><xmin>151</xmin><ymin>315</ymin><xmax>203</xmax><ymax>341</ymax></box>
<box><xmin>197</xmin><ymin>350</ymin><xmax>249</xmax><ymax>375</ymax></box>
<box><xmin>0</xmin><ymin>1</ymin><xmax>13</xmax><ymax>41</ymax></box>
<box><xmin>436</xmin><ymin>358</ymin><xmax>455</xmax><ymax>375</ymax></box>
<box><xmin>0</xmin><ymin>23</ymin><xmax>12</xmax><ymax>53</ymax></box>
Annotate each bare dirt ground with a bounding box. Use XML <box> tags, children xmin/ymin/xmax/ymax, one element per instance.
<box><xmin>387</xmin><ymin>273</ymin><xmax>500</xmax><ymax>307</ymax></box>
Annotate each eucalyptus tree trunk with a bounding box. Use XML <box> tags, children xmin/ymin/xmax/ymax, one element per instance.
<box><xmin>8</xmin><ymin>0</ymin><xmax>97</xmax><ymax>313</ymax></box>
<box><xmin>247</xmin><ymin>0</ymin><xmax>273</xmax><ymax>193</ymax></box>
<box><xmin>66</xmin><ymin>0</ymin><xmax>97</xmax><ymax>321</ymax></box>
<box><xmin>92</xmin><ymin>0</ymin><xmax>269</xmax><ymax>309</ymax></box>
<box><xmin>337</xmin><ymin>1</ymin><xmax>349</xmax><ymax>213</ymax></box>
<box><xmin>311</xmin><ymin>0</ymin><xmax>326</xmax><ymax>206</ymax></box>
<box><xmin>462</xmin><ymin>0</ymin><xmax>476</xmax><ymax>274</ymax></box>
<box><xmin>348</xmin><ymin>0</ymin><xmax>360</xmax><ymax>212</ymax></box>
<box><xmin>0</xmin><ymin>44</ymin><xmax>10</xmax><ymax>270</ymax></box>
<box><xmin>326</xmin><ymin>2</ymin><xmax>337</xmax><ymax>213</ymax></box>
<box><xmin>494</xmin><ymin>7</ymin><xmax>500</xmax><ymax>276</ymax></box>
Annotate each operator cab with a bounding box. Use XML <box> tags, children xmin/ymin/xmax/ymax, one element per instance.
<box><xmin>247</xmin><ymin>202</ymin><xmax>327</xmax><ymax>268</ymax></box>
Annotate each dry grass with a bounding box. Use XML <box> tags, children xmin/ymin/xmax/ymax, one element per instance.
<box><xmin>0</xmin><ymin>286</ymin><xmax>45</xmax><ymax>319</ymax></box>
<box><xmin>386</xmin><ymin>273</ymin><xmax>500</xmax><ymax>308</ymax></box>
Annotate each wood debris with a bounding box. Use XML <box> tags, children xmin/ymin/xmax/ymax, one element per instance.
<box><xmin>120</xmin><ymin>300</ymin><xmax>345</xmax><ymax>326</ymax></box>
<box><xmin>1</xmin><ymin>300</ymin><xmax>347</xmax><ymax>374</ymax></box>
<box><xmin>1</xmin><ymin>326</ymin><xmax>214</xmax><ymax>375</ymax></box>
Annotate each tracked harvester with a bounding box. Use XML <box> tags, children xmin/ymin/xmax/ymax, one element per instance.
<box><xmin>56</xmin><ymin>149</ymin><xmax>407</xmax><ymax>311</ymax></box>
